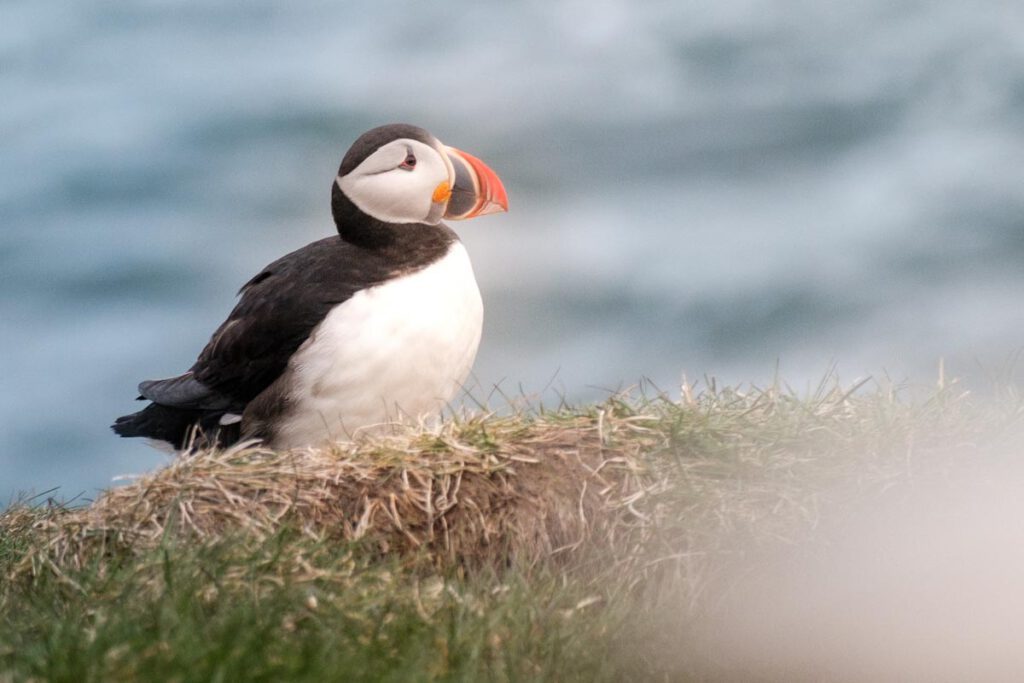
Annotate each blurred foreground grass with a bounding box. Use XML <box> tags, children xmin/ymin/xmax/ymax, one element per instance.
<box><xmin>2</xmin><ymin>378</ymin><xmax>1021</xmax><ymax>681</ymax></box>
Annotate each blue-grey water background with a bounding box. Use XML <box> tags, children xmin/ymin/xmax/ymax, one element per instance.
<box><xmin>3</xmin><ymin>0</ymin><xmax>1023</xmax><ymax>502</ymax></box>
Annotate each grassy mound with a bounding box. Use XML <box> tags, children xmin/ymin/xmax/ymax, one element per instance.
<box><xmin>2</xmin><ymin>380</ymin><xmax>1021</xmax><ymax>680</ymax></box>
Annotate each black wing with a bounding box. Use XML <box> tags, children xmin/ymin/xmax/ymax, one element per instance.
<box><xmin>185</xmin><ymin>236</ymin><xmax>398</xmax><ymax>404</ymax></box>
<box><xmin>114</xmin><ymin>227</ymin><xmax>456</xmax><ymax>446</ymax></box>
<box><xmin>126</xmin><ymin>236</ymin><xmax>393</xmax><ymax>417</ymax></box>
<box><xmin>138</xmin><ymin>372</ymin><xmax>233</xmax><ymax>410</ymax></box>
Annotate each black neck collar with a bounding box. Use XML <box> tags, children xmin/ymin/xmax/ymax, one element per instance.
<box><xmin>330</xmin><ymin>181</ymin><xmax>457</xmax><ymax>266</ymax></box>
<box><xmin>331</xmin><ymin>182</ymin><xmax>401</xmax><ymax>249</ymax></box>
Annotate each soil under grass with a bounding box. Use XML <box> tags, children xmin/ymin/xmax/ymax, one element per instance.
<box><xmin>2</xmin><ymin>379</ymin><xmax>1021</xmax><ymax>681</ymax></box>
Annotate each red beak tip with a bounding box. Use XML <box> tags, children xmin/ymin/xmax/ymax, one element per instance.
<box><xmin>445</xmin><ymin>146</ymin><xmax>510</xmax><ymax>219</ymax></box>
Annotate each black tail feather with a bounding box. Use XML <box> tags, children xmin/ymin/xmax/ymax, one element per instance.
<box><xmin>112</xmin><ymin>403</ymin><xmax>241</xmax><ymax>450</ymax></box>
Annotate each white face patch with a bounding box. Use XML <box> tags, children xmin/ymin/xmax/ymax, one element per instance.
<box><xmin>336</xmin><ymin>138</ymin><xmax>453</xmax><ymax>224</ymax></box>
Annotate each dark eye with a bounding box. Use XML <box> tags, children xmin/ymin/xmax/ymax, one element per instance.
<box><xmin>399</xmin><ymin>153</ymin><xmax>417</xmax><ymax>170</ymax></box>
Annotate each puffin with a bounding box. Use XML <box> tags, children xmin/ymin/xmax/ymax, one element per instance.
<box><xmin>113</xmin><ymin>123</ymin><xmax>508</xmax><ymax>450</ymax></box>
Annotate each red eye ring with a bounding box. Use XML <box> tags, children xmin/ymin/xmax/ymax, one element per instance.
<box><xmin>399</xmin><ymin>153</ymin><xmax>417</xmax><ymax>170</ymax></box>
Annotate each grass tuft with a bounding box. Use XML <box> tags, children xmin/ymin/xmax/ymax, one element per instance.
<box><xmin>2</xmin><ymin>378</ymin><xmax>1022</xmax><ymax>680</ymax></box>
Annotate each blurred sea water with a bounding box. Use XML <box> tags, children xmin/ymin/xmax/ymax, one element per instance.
<box><xmin>2</xmin><ymin>0</ymin><xmax>1023</xmax><ymax>501</ymax></box>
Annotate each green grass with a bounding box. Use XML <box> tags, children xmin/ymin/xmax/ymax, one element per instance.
<box><xmin>0</xmin><ymin>535</ymin><xmax>623</xmax><ymax>682</ymax></box>
<box><xmin>2</xmin><ymin>378</ymin><xmax>1021</xmax><ymax>681</ymax></box>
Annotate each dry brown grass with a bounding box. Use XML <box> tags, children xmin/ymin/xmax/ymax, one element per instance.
<box><xmin>4</xmin><ymin>408</ymin><xmax>670</xmax><ymax>582</ymax></box>
<box><xmin>5</xmin><ymin>379</ymin><xmax>1020</xmax><ymax>597</ymax></box>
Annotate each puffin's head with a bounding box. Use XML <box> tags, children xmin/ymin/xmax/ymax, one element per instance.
<box><xmin>334</xmin><ymin>123</ymin><xmax>508</xmax><ymax>227</ymax></box>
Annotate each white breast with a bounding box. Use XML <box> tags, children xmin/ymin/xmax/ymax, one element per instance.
<box><xmin>273</xmin><ymin>242</ymin><xmax>483</xmax><ymax>448</ymax></box>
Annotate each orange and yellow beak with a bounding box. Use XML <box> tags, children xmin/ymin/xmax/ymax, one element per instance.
<box><xmin>442</xmin><ymin>146</ymin><xmax>509</xmax><ymax>220</ymax></box>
